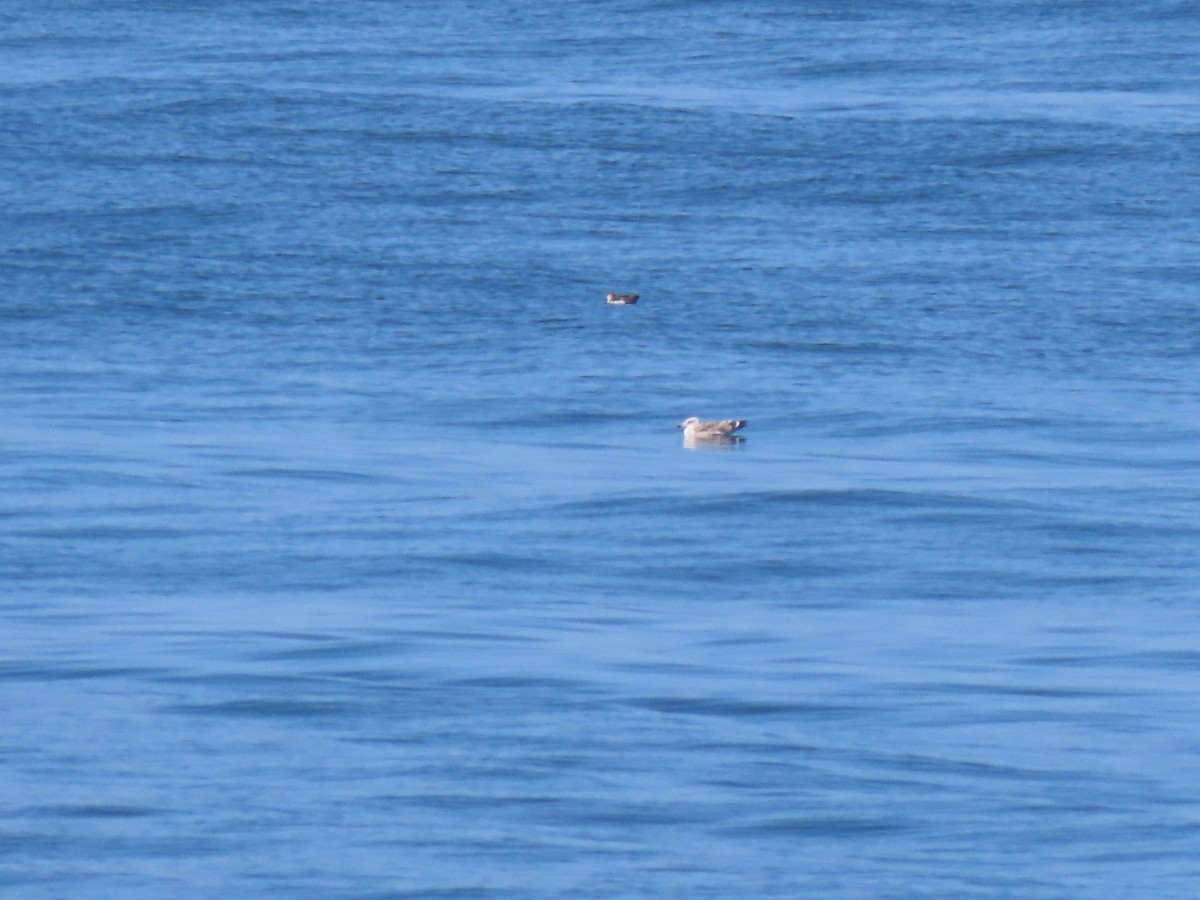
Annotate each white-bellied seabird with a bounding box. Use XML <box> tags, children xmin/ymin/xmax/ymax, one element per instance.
<box><xmin>677</xmin><ymin>417</ymin><xmax>747</xmax><ymax>443</ymax></box>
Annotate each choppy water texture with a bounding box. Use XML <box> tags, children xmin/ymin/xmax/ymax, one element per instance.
<box><xmin>3</xmin><ymin>2</ymin><xmax>1200</xmax><ymax>897</ymax></box>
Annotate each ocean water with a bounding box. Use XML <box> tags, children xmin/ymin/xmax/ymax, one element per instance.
<box><xmin>3</xmin><ymin>1</ymin><xmax>1200</xmax><ymax>896</ymax></box>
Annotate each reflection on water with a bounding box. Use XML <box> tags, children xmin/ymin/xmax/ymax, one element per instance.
<box><xmin>683</xmin><ymin>434</ymin><xmax>746</xmax><ymax>451</ymax></box>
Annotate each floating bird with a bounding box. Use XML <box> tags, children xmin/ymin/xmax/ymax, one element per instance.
<box><xmin>677</xmin><ymin>417</ymin><xmax>747</xmax><ymax>443</ymax></box>
<box><xmin>606</xmin><ymin>292</ymin><xmax>639</xmax><ymax>305</ymax></box>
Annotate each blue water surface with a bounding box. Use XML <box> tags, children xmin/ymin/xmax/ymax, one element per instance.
<box><xmin>3</xmin><ymin>1</ymin><xmax>1200</xmax><ymax>897</ymax></box>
